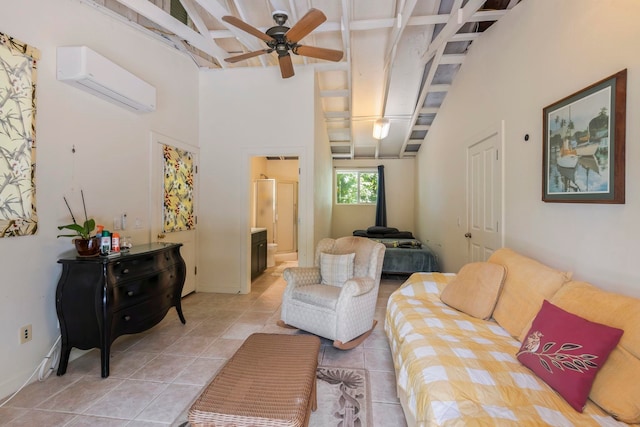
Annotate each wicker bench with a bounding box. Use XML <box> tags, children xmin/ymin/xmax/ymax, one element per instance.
<box><xmin>188</xmin><ymin>333</ymin><xmax>321</xmax><ymax>427</ymax></box>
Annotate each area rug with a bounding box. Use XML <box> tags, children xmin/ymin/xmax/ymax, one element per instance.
<box><xmin>177</xmin><ymin>366</ymin><xmax>370</xmax><ymax>427</ymax></box>
<box><xmin>310</xmin><ymin>366</ymin><xmax>371</xmax><ymax>427</ymax></box>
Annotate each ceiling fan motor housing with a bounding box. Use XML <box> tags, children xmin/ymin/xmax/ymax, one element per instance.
<box><xmin>265</xmin><ymin>25</ymin><xmax>294</xmax><ymax>56</ymax></box>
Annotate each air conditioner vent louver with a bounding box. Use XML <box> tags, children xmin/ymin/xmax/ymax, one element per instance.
<box><xmin>56</xmin><ymin>46</ymin><xmax>156</xmax><ymax>113</ymax></box>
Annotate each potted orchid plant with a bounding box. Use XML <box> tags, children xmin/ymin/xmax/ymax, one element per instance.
<box><xmin>57</xmin><ymin>190</ymin><xmax>99</xmax><ymax>256</ymax></box>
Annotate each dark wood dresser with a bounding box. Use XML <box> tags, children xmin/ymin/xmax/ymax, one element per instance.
<box><xmin>55</xmin><ymin>242</ymin><xmax>186</xmax><ymax>378</ymax></box>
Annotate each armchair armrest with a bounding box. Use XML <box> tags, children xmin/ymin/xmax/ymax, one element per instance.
<box><xmin>340</xmin><ymin>277</ymin><xmax>375</xmax><ymax>298</ymax></box>
<box><xmin>283</xmin><ymin>267</ymin><xmax>322</xmax><ymax>288</ymax></box>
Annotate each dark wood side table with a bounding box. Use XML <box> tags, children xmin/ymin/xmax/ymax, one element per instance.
<box><xmin>55</xmin><ymin>242</ymin><xmax>186</xmax><ymax>378</ymax></box>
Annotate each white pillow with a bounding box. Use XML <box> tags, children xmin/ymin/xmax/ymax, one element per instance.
<box><xmin>320</xmin><ymin>252</ymin><xmax>355</xmax><ymax>287</ymax></box>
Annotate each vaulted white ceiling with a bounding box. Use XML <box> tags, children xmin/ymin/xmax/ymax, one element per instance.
<box><xmin>87</xmin><ymin>0</ymin><xmax>522</xmax><ymax>158</ymax></box>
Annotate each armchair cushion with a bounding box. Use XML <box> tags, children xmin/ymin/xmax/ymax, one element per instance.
<box><xmin>320</xmin><ymin>252</ymin><xmax>355</xmax><ymax>287</ymax></box>
<box><xmin>292</xmin><ymin>284</ymin><xmax>341</xmax><ymax>310</ymax></box>
<box><xmin>341</xmin><ymin>277</ymin><xmax>375</xmax><ymax>297</ymax></box>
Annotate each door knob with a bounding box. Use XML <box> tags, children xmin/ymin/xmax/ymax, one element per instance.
<box><xmin>464</xmin><ymin>232</ymin><xmax>472</xmax><ymax>238</ymax></box>
<box><xmin>157</xmin><ymin>233</ymin><xmax>166</xmax><ymax>239</ymax></box>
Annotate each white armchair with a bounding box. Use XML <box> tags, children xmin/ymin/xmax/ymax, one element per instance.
<box><xmin>278</xmin><ymin>236</ymin><xmax>385</xmax><ymax>349</ymax></box>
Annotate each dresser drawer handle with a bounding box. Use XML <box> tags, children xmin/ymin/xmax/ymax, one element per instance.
<box><xmin>123</xmin><ymin>315</ymin><xmax>131</xmax><ymax>321</ymax></box>
<box><xmin>122</xmin><ymin>268</ymin><xmax>130</xmax><ymax>275</ymax></box>
<box><xmin>127</xmin><ymin>290</ymin><xmax>134</xmax><ymax>297</ymax></box>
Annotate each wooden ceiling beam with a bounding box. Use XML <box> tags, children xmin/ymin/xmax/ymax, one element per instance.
<box><xmin>207</xmin><ymin>11</ymin><xmax>501</xmax><ymax>40</ymax></box>
<box><xmin>340</xmin><ymin>0</ymin><xmax>354</xmax><ymax>159</ymax></box>
<box><xmin>111</xmin><ymin>0</ymin><xmax>227</xmax><ymax>62</ymax></box>
<box><xmin>194</xmin><ymin>0</ymin><xmax>269</xmax><ymax>67</ymax></box>
<box><xmin>178</xmin><ymin>0</ymin><xmax>228</xmax><ymax>67</ymax></box>
<box><xmin>400</xmin><ymin>0</ymin><xmax>486</xmax><ymax>157</ymax></box>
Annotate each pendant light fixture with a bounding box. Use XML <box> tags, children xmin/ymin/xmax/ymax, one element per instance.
<box><xmin>373</xmin><ymin>118</ymin><xmax>390</xmax><ymax>139</ymax></box>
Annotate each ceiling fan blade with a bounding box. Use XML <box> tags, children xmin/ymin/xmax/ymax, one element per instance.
<box><xmin>222</xmin><ymin>16</ymin><xmax>274</xmax><ymax>43</ymax></box>
<box><xmin>224</xmin><ymin>49</ymin><xmax>272</xmax><ymax>63</ymax></box>
<box><xmin>293</xmin><ymin>45</ymin><xmax>343</xmax><ymax>62</ymax></box>
<box><xmin>285</xmin><ymin>8</ymin><xmax>326</xmax><ymax>43</ymax></box>
<box><xmin>278</xmin><ymin>54</ymin><xmax>295</xmax><ymax>79</ymax></box>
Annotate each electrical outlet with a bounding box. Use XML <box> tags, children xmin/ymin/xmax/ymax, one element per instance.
<box><xmin>20</xmin><ymin>324</ymin><xmax>32</xmax><ymax>344</ymax></box>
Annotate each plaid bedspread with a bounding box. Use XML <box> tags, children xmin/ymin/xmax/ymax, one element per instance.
<box><xmin>384</xmin><ymin>273</ymin><xmax>632</xmax><ymax>427</ymax></box>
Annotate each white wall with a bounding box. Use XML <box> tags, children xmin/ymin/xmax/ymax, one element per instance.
<box><xmin>416</xmin><ymin>0</ymin><xmax>640</xmax><ymax>298</ymax></box>
<box><xmin>332</xmin><ymin>158</ymin><xmax>415</xmax><ymax>238</ymax></box>
<box><xmin>198</xmin><ymin>66</ymin><xmax>325</xmax><ymax>292</ymax></box>
<box><xmin>0</xmin><ymin>0</ymin><xmax>198</xmax><ymax>398</ymax></box>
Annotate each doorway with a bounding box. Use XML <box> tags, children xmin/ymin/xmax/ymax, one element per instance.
<box><xmin>250</xmin><ymin>156</ymin><xmax>299</xmax><ymax>263</ymax></box>
<box><xmin>466</xmin><ymin>123</ymin><xmax>504</xmax><ymax>262</ymax></box>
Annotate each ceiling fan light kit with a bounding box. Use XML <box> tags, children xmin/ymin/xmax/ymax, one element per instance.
<box><xmin>222</xmin><ymin>8</ymin><xmax>343</xmax><ymax>79</ymax></box>
<box><xmin>373</xmin><ymin>118</ymin><xmax>391</xmax><ymax>140</ymax></box>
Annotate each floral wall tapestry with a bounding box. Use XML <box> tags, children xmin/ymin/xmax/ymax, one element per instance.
<box><xmin>162</xmin><ymin>144</ymin><xmax>195</xmax><ymax>233</ymax></box>
<box><xmin>0</xmin><ymin>32</ymin><xmax>39</xmax><ymax>238</ymax></box>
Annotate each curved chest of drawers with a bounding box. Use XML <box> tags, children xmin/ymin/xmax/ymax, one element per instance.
<box><xmin>55</xmin><ymin>243</ymin><xmax>186</xmax><ymax>378</ymax></box>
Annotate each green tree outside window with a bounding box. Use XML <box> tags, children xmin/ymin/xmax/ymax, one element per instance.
<box><xmin>336</xmin><ymin>170</ymin><xmax>378</xmax><ymax>204</ymax></box>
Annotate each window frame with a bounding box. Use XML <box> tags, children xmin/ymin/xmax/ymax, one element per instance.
<box><xmin>334</xmin><ymin>169</ymin><xmax>379</xmax><ymax>205</ymax></box>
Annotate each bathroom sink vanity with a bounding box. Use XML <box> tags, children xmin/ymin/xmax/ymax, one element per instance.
<box><xmin>251</xmin><ymin>228</ymin><xmax>267</xmax><ymax>280</ymax></box>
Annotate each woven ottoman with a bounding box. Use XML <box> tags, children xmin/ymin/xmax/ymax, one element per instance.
<box><xmin>188</xmin><ymin>333</ymin><xmax>321</xmax><ymax>427</ymax></box>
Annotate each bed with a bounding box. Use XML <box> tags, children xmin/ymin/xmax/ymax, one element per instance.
<box><xmin>353</xmin><ymin>227</ymin><xmax>439</xmax><ymax>275</ymax></box>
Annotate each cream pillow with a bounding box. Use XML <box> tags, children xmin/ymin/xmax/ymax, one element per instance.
<box><xmin>489</xmin><ymin>248</ymin><xmax>571</xmax><ymax>339</ymax></box>
<box><xmin>440</xmin><ymin>262</ymin><xmax>506</xmax><ymax>320</ymax></box>
<box><xmin>320</xmin><ymin>252</ymin><xmax>355</xmax><ymax>287</ymax></box>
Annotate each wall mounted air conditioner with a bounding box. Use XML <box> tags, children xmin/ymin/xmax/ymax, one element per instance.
<box><xmin>57</xmin><ymin>46</ymin><xmax>156</xmax><ymax>113</ymax></box>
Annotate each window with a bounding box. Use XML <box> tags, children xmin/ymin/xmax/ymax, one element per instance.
<box><xmin>335</xmin><ymin>170</ymin><xmax>378</xmax><ymax>204</ymax></box>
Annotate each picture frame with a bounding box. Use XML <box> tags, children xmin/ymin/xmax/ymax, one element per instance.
<box><xmin>542</xmin><ymin>69</ymin><xmax>626</xmax><ymax>203</ymax></box>
<box><xmin>0</xmin><ymin>32</ymin><xmax>40</xmax><ymax>237</ymax></box>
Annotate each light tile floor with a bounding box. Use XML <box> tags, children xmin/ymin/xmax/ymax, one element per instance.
<box><xmin>0</xmin><ymin>262</ymin><xmax>408</xmax><ymax>427</ymax></box>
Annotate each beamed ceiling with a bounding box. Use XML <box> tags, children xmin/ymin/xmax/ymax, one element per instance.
<box><xmin>85</xmin><ymin>0</ymin><xmax>522</xmax><ymax>159</ymax></box>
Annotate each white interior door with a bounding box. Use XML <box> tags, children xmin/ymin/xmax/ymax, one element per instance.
<box><xmin>150</xmin><ymin>132</ymin><xmax>198</xmax><ymax>296</ymax></box>
<box><xmin>276</xmin><ymin>181</ymin><xmax>297</xmax><ymax>253</ymax></box>
<box><xmin>466</xmin><ymin>125</ymin><xmax>504</xmax><ymax>262</ymax></box>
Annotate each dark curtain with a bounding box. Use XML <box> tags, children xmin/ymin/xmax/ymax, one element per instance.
<box><xmin>375</xmin><ymin>165</ymin><xmax>387</xmax><ymax>226</ymax></box>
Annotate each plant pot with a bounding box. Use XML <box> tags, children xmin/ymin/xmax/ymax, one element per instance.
<box><xmin>74</xmin><ymin>237</ymin><xmax>101</xmax><ymax>257</ymax></box>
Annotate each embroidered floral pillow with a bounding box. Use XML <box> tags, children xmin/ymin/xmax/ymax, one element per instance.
<box><xmin>517</xmin><ymin>300</ymin><xmax>623</xmax><ymax>412</ymax></box>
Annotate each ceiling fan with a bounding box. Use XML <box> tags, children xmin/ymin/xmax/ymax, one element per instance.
<box><xmin>222</xmin><ymin>8</ymin><xmax>344</xmax><ymax>79</ymax></box>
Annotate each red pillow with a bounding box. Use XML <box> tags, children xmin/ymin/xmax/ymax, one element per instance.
<box><xmin>517</xmin><ymin>300</ymin><xmax>623</xmax><ymax>412</ymax></box>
